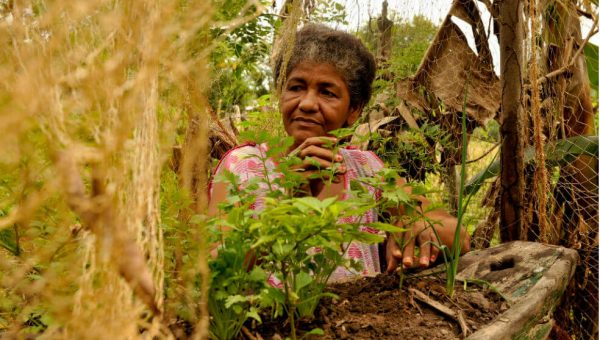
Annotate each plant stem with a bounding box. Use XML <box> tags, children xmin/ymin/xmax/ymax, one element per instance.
<box><xmin>398</xmin><ymin>265</ymin><xmax>405</xmax><ymax>290</ymax></box>
<box><xmin>447</xmin><ymin>71</ymin><xmax>471</xmax><ymax>297</ymax></box>
<box><xmin>289</xmin><ymin>306</ymin><xmax>297</xmax><ymax>340</ymax></box>
<box><xmin>281</xmin><ymin>263</ymin><xmax>297</xmax><ymax>340</ymax></box>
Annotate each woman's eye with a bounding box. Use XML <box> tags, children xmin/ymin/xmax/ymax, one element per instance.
<box><xmin>322</xmin><ymin>90</ymin><xmax>337</xmax><ymax>97</ymax></box>
<box><xmin>288</xmin><ymin>85</ymin><xmax>303</xmax><ymax>92</ymax></box>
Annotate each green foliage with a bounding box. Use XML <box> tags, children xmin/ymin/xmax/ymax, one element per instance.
<box><xmin>357</xmin><ymin>15</ymin><xmax>437</xmax><ymax>108</ymax></box>
<box><xmin>446</xmin><ymin>84</ymin><xmax>470</xmax><ymax>297</ymax></box>
<box><xmin>388</xmin><ymin>16</ymin><xmax>437</xmax><ymax>78</ymax></box>
<box><xmin>355</xmin><ymin>14</ymin><xmax>443</xmax><ymax>182</ymax></box>
<box><xmin>239</xmin><ymin>94</ymin><xmax>285</xmax><ymax>141</ymax></box>
<box><xmin>473</xmin><ymin>120</ymin><xmax>500</xmax><ymax>143</ymax></box>
<box><xmin>207</xmin><ymin>216</ymin><xmax>267</xmax><ymax>339</ymax></box>
<box><xmin>208</xmin><ymin>0</ymin><xmax>275</xmax><ymax>113</ymax></box>
<box><xmin>584</xmin><ymin>42</ymin><xmax>598</xmax><ymax>98</ymax></box>
<box><xmin>253</xmin><ymin>195</ymin><xmax>380</xmax><ymax>322</ymax></box>
<box><xmin>207</xmin><ymin>130</ymin><xmax>408</xmax><ymax>339</ymax></box>
<box><xmin>310</xmin><ymin>1</ymin><xmax>348</xmax><ymax>25</ymax></box>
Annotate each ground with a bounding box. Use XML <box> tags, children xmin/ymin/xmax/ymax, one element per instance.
<box><xmin>249</xmin><ymin>272</ymin><xmax>506</xmax><ymax>339</ymax></box>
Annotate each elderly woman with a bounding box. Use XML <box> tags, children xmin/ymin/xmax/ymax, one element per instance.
<box><xmin>208</xmin><ymin>23</ymin><xmax>469</xmax><ymax>281</ymax></box>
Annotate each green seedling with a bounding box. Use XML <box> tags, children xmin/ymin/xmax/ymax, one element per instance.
<box><xmin>251</xmin><ymin>195</ymin><xmax>385</xmax><ymax>339</ymax></box>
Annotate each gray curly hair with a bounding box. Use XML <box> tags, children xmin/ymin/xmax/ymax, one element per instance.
<box><xmin>273</xmin><ymin>23</ymin><xmax>377</xmax><ymax>110</ymax></box>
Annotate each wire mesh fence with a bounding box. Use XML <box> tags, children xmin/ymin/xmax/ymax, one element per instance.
<box><xmin>352</xmin><ymin>0</ymin><xmax>599</xmax><ymax>338</ymax></box>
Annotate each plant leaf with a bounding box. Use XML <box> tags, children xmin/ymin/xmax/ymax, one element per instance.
<box><xmin>305</xmin><ymin>328</ymin><xmax>325</xmax><ymax>335</ymax></box>
<box><xmin>294</xmin><ymin>196</ymin><xmax>323</xmax><ymax>213</ymax></box>
<box><xmin>368</xmin><ymin>222</ymin><xmax>407</xmax><ymax>233</ymax></box>
<box><xmin>248</xmin><ymin>266</ymin><xmax>267</xmax><ymax>282</ymax></box>
<box><xmin>246</xmin><ymin>308</ymin><xmax>262</xmax><ymax>322</ymax></box>
<box><xmin>584</xmin><ymin>43</ymin><xmax>598</xmax><ymax>94</ymax></box>
<box><xmin>294</xmin><ymin>271</ymin><xmax>313</xmax><ymax>292</ymax></box>
<box><xmin>351</xmin><ymin>232</ymin><xmax>385</xmax><ymax>244</ymax></box>
<box><xmin>225</xmin><ymin>295</ymin><xmax>248</xmax><ymax>309</ymax></box>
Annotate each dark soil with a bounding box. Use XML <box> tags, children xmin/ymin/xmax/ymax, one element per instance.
<box><xmin>248</xmin><ymin>272</ymin><xmax>507</xmax><ymax>339</ymax></box>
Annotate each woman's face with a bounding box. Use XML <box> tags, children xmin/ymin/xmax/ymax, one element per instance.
<box><xmin>280</xmin><ymin>62</ymin><xmax>361</xmax><ymax>147</ymax></box>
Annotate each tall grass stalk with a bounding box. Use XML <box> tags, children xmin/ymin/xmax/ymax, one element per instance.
<box><xmin>446</xmin><ymin>74</ymin><xmax>471</xmax><ymax>297</ymax></box>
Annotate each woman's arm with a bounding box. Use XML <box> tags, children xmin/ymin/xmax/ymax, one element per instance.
<box><xmin>208</xmin><ymin>181</ymin><xmax>229</xmax><ymax>217</ymax></box>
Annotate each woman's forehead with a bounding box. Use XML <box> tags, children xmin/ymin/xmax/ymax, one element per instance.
<box><xmin>287</xmin><ymin>61</ymin><xmax>347</xmax><ymax>85</ymax></box>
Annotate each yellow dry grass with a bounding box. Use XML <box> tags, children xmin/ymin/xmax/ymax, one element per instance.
<box><xmin>0</xmin><ymin>0</ymin><xmax>223</xmax><ymax>338</ymax></box>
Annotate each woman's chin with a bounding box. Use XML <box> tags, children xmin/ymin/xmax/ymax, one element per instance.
<box><xmin>291</xmin><ymin>130</ymin><xmax>325</xmax><ymax>144</ymax></box>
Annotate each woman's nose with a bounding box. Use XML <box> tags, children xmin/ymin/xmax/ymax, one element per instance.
<box><xmin>298</xmin><ymin>90</ymin><xmax>318</xmax><ymax>112</ymax></box>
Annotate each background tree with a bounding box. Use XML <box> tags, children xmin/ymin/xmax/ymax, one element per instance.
<box><xmin>208</xmin><ymin>0</ymin><xmax>275</xmax><ymax>114</ymax></box>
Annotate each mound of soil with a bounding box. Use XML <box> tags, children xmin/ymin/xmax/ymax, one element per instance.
<box><xmin>249</xmin><ymin>273</ymin><xmax>507</xmax><ymax>339</ymax></box>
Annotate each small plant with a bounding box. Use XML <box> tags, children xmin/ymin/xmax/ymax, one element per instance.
<box><xmin>206</xmin><ymin>173</ymin><xmax>268</xmax><ymax>340</ymax></box>
<box><xmin>208</xmin><ymin>131</ymin><xmax>404</xmax><ymax>339</ymax></box>
<box><xmin>207</xmin><ymin>236</ymin><xmax>267</xmax><ymax>340</ymax></box>
<box><xmin>251</xmin><ymin>195</ymin><xmax>387</xmax><ymax>339</ymax></box>
<box><xmin>443</xmin><ymin>74</ymin><xmax>472</xmax><ymax>297</ymax></box>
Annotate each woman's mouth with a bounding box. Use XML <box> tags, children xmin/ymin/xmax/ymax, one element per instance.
<box><xmin>292</xmin><ymin>117</ymin><xmax>322</xmax><ymax>126</ymax></box>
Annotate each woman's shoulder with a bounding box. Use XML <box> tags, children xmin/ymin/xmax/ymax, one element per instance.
<box><xmin>214</xmin><ymin>142</ymin><xmax>270</xmax><ymax>174</ymax></box>
<box><xmin>222</xmin><ymin>142</ymin><xmax>264</xmax><ymax>158</ymax></box>
<box><xmin>341</xmin><ymin>146</ymin><xmax>384</xmax><ymax>168</ymax></box>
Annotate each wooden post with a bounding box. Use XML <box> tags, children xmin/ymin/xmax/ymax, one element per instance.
<box><xmin>377</xmin><ymin>0</ymin><xmax>393</xmax><ymax>60</ymax></box>
<box><xmin>498</xmin><ymin>0</ymin><xmax>525</xmax><ymax>241</ymax></box>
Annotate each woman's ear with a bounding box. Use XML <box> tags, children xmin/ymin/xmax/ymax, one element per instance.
<box><xmin>345</xmin><ymin>106</ymin><xmax>363</xmax><ymax>126</ymax></box>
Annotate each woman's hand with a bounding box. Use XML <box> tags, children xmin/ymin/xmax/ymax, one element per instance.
<box><xmin>385</xmin><ymin>220</ymin><xmax>441</xmax><ymax>272</ymax></box>
<box><xmin>288</xmin><ymin>136</ymin><xmax>346</xmax><ymax>195</ymax></box>
<box><xmin>288</xmin><ymin>136</ymin><xmax>346</xmax><ymax>174</ymax></box>
<box><xmin>385</xmin><ymin>210</ymin><xmax>470</xmax><ymax>273</ymax></box>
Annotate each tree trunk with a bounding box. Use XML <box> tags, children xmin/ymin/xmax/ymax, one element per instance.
<box><xmin>498</xmin><ymin>0</ymin><xmax>525</xmax><ymax>242</ymax></box>
<box><xmin>442</xmin><ymin>164</ymin><xmax>459</xmax><ymax>216</ymax></box>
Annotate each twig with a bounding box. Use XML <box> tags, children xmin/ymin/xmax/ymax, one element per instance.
<box><xmin>536</xmin><ymin>15</ymin><xmax>599</xmax><ymax>86</ymax></box>
<box><xmin>408</xmin><ymin>291</ymin><xmax>424</xmax><ymax>315</ymax></box>
<box><xmin>576</xmin><ymin>8</ymin><xmax>594</xmax><ymax>19</ymax></box>
<box><xmin>409</xmin><ymin>288</ymin><xmax>471</xmax><ymax>337</ymax></box>
<box><xmin>456</xmin><ymin>311</ymin><xmax>470</xmax><ymax>338</ymax></box>
<box><xmin>208</xmin><ymin>108</ymin><xmax>238</xmax><ymax>146</ymax></box>
<box><xmin>409</xmin><ymin>288</ymin><xmax>455</xmax><ymax>318</ymax></box>
<box><xmin>241</xmin><ymin>326</ymin><xmax>258</xmax><ymax>340</ymax></box>
<box><xmin>466</xmin><ymin>143</ymin><xmax>500</xmax><ymax>164</ymax></box>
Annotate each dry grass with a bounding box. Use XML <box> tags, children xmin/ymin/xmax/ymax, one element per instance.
<box><xmin>0</xmin><ymin>0</ymin><xmax>221</xmax><ymax>337</ymax></box>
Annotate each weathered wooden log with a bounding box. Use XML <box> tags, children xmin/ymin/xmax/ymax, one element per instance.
<box><xmin>459</xmin><ymin>241</ymin><xmax>578</xmax><ymax>340</ymax></box>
